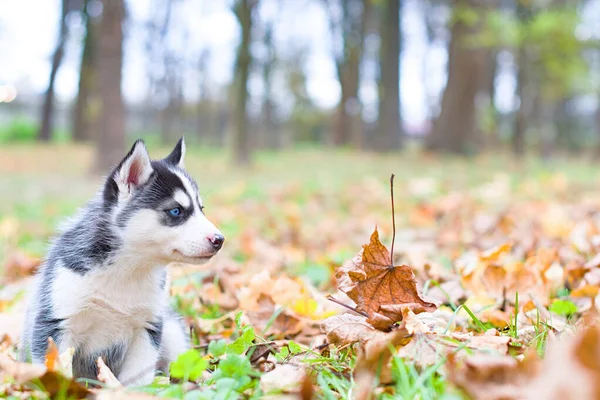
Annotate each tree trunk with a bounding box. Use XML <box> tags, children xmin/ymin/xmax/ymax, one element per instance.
<box><xmin>73</xmin><ymin>0</ymin><xmax>98</xmax><ymax>142</ymax></box>
<box><xmin>38</xmin><ymin>0</ymin><xmax>70</xmax><ymax>142</ymax></box>
<box><xmin>232</xmin><ymin>0</ymin><xmax>256</xmax><ymax>166</ymax></box>
<box><xmin>331</xmin><ymin>0</ymin><xmax>370</xmax><ymax>148</ymax></box>
<box><xmin>596</xmin><ymin>91</ymin><xmax>600</xmax><ymax>157</ymax></box>
<box><xmin>333</xmin><ymin>76</ymin><xmax>351</xmax><ymax>146</ymax></box>
<box><xmin>512</xmin><ymin>1</ymin><xmax>534</xmax><ymax>158</ymax></box>
<box><xmin>425</xmin><ymin>0</ymin><xmax>486</xmax><ymax>154</ymax></box>
<box><xmin>261</xmin><ymin>23</ymin><xmax>278</xmax><ymax>149</ymax></box>
<box><xmin>94</xmin><ymin>0</ymin><xmax>125</xmax><ymax>172</ymax></box>
<box><xmin>375</xmin><ymin>0</ymin><xmax>402</xmax><ymax>151</ymax></box>
<box><xmin>478</xmin><ymin>48</ymin><xmax>498</xmax><ymax>147</ymax></box>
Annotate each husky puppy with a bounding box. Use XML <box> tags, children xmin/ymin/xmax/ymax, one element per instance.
<box><xmin>19</xmin><ymin>138</ymin><xmax>224</xmax><ymax>386</ymax></box>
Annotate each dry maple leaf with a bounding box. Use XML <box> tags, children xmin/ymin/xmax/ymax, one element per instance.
<box><xmin>336</xmin><ymin>229</ymin><xmax>438</xmax><ymax>330</ymax></box>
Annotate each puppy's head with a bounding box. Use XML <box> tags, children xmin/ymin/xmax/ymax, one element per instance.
<box><xmin>103</xmin><ymin>138</ymin><xmax>224</xmax><ymax>264</ymax></box>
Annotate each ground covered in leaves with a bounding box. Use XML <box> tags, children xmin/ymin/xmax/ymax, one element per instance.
<box><xmin>3</xmin><ymin>145</ymin><xmax>600</xmax><ymax>399</ymax></box>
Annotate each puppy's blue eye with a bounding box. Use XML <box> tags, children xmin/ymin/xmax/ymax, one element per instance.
<box><xmin>168</xmin><ymin>207</ymin><xmax>182</xmax><ymax>217</ymax></box>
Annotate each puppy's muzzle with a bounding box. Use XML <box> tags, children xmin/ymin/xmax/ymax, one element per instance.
<box><xmin>208</xmin><ymin>233</ymin><xmax>225</xmax><ymax>251</ymax></box>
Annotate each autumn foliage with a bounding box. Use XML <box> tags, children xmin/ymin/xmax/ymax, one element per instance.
<box><xmin>5</xmin><ymin>153</ymin><xmax>600</xmax><ymax>398</ymax></box>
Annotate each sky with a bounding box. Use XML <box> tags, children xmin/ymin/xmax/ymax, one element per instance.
<box><xmin>0</xmin><ymin>0</ymin><xmax>599</xmax><ymax>127</ymax></box>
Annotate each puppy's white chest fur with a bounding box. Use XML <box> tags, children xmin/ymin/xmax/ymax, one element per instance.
<box><xmin>51</xmin><ymin>262</ymin><xmax>167</xmax><ymax>353</ymax></box>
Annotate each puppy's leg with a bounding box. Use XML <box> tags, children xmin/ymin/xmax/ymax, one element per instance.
<box><xmin>117</xmin><ymin>331</ymin><xmax>159</xmax><ymax>386</ymax></box>
<box><xmin>157</xmin><ymin>312</ymin><xmax>189</xmax><ymax>374</ymax></box>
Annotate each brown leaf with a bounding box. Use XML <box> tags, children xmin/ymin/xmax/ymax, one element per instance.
<box><xmin>299</xmin><ymin>373</ymin><xmax>315</xmax><ymax>400</ymax></box>
<box><xmin>336</xmin><ymin>229</ymin><xmax>438</xmax><ymax>330</ymax></box>
<box><xmin>396</xmin><ymin>331</ymin><xmax>510</xmax><ymax>369</ymax></box>
<box><xmin>322</xmin><ymin>314</ymin><xmax>392</xmax><ymax>348</ymax></box>
<box><xmin>0</xmin><ymin>354</ymin><xmax>90</xmax><ymax>398</ymax></box>
<box><xmin>247</xmin><ymin>294</ymin><xmax>305</xmax><ymax>338</ymax></box>
<box><xmin>322</xmin><ymin>313</ymin><xmax>412</xmax><ymax>392</ymax></box>
<box><xmin>2</xmin><ymin>251</ymin><xmax>41</xmax><ymax>282</ymax></box>
<box><xmin>37</xmin><ymin>370</ymin><xmax>91</xmax><ymax>399</ymax></box>
<box><xmin>448</xmin><ymin>352</ymin><xmax>539</xmax><ymax>400</ymax></box>
<box><xmin>521</xmin><ymin>325</ymin><xmax>600</xmax><ymax>400</ymax></box>
<box><xmin>352</xmin><ymin>323</ymin><xmax>412</xmax><ymax>400</ymax></box>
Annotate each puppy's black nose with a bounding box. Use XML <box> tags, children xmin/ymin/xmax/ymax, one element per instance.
<box><xmin>208</xmin><ymin>233</ymin><xmax>225</xmax><ymax>250</ymax></box>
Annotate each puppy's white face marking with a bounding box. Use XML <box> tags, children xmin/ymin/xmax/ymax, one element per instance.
<box><xmin>173</xmin><ymin>189</ymin><xmax>190</xmax><ymax>209</ymax></box>
<box><xmin>167</xmin><ymin>210</ymin><xmax>221</xmax><ymax>261</ymax></box>
<box><xmin>119</xmin><ymin>166</ymin><xmax>222</xmax><ymax>265</ymax></box>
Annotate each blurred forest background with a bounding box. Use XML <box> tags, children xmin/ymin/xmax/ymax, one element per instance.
<box><xmin>0</xmin><ymin>0</ymin><xmax>599</xmax><ymax>169</ymax></box>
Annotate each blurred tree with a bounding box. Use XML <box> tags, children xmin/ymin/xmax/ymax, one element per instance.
<box><xmin>284</xmin><ymin>46</ymin><xmax>327</xmax><ymax>145</ymax></box>
<box><xmin>374</xmin><ymin>0</ymin><xmax>402</xmax><ymax>151</ymax></box>
<box><xmin>260</xmin><ymin>22</ymin><xmax>278</xmax><ymax>149</ymax></box>
<box><xmin>196</xmin><ymin>49</ymin><xmax>216</xmax><ymax>144</ymax></box>
<box><xmin>426</xmin><ymin>0</ymin><xmax>488</xmax><ymax>154</ymax></box>
<box><xmin>478</xmin><ymin>47</ymin><xmax>498</xmax><ymax>147</ymax></box>
<box><xmin>325</xmin><ymin>0</ymin><xmax>371</xmax><ymax>147</ymax></box>
<box><xmin>513</xmin><ymin>0</ymin><xmax>533</xmax><ymax>157</ymax></box>
<box><xmin>73</xmin><ymin>0</ymin><xmax>100</xmax><ymax>142</ymax></box>
<box><xmin>479</xmin><ymin>0</ymin><xmax>590</xmax><ymax>156</ymax></box>
<box><xmin>144</xmin><ymin>0</ymin><xmax>186</xmax><ymax>144</ymax></box>
<box><xmin>38</xmin><ymin>0</ymin><xmax>71</xmax><ymax>142</ymax></box>
<box><xmin>94</xmin><ymin>0</ymin><xmax>125</xmax><ymax>172</ymax></box>
<box><xmin>597</xmin><ymin>90</ymin><xmax>600</xmax><ymax>155</ymax></box>
<box><xmin>232</xmin><ymin>0</ymin><xmax>258</xmax><ymax>166</ymax></box>
<box><xmin>420</xmin><ymin>0</ymin><xmax>447</xmax><ymax>120</ymax></box>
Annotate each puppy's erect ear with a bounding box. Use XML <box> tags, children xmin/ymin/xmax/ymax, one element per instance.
<box><xmin>115</xmin><ymin>139</ymin><xmax>153</xmax><ymax>191</ymax></box>
<box><xmin>163</xmin><ymin>137</ymin><xmax>186</xmax><ymax>168</ymax></box>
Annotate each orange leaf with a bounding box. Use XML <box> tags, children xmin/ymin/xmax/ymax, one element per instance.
<box><xmin>44</xmin><ymin>337</ymin><xmax>59</xmax><ymax>371</ymax></box>
<box><xmin>336</xmin><ymin>229</ymin><xmax>437</xmax><ymax>330</ymax></box>
<box><xmin>571</xmin><ymin>285</ymin><xmax>600</xmax><ymax>298</ymax></box>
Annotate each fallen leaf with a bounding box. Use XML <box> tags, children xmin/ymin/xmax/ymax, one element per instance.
<box><xmin>355</xmin><ymin>325</ymin><xmax>412</xmax><ymax>384</ymax></box>
<box><xmin>44</xmin><ymin>337</ymin><xmax>59</xmax><ymax>371</ymax></box>
<box><xmin>94</xmin><ymin>390</ymin><xmax>160</xmax><ymax>400</ymax></box>
<box><xmin>36</xmin><ymin>370</ymin><xmax>91</xmax><ymax>399</ymax></box>
<box><xmin>322</xmin><ymin>314</ymin><xmax>392</xmax><ymax>349</ymax></box>
<box><xmin>571</xmin><ymin>284</ymin><xmax>600</xmax><ymax>299</ymax></box>
<box><xmin>97</xmin><ymin>356</ymin><xmax>123</xmax><ymax>388</ymax></box>
<box><xmin>260</xmin><ymin>364</ymin><xmax>306</xmax><ymax>398</ymax></box>
<box><xmin>336</xmin><ymin>229</ymin><xmax>438</xmax><ymax>330</ymax></box>
<box><xmin>448</xmin><ymin>352</ymin><xmax>539</xmax><ymax>400</ymax></box>
<box><xmin>322</xmin><ymin>313</ymin><xmax>412</xmax><ymax>391</ymax></box>
<box><xmin>0</xmin><ymin>354</ymin><xmax>90</xmax><ymax>398</ymax></box>
<box><xmin>2</xmin><ymin>251</ymin><xmax>41</xmax><ymax>282</ymax></box>
<box><xmin>0</xmin><ymin>354</ymin><xmax>47</xmax><ymax>383</ymax></box>
<box><xmin>396</xmin><ymin>331</ymin><xmax>510</xmax><ymax>369</ymax></box>
<box><xmin>522</xmin><ymin>325</ymin><xmax>600</xmax><ymax>399</ymax></box>
<box><xmin>247</xmin><ymin>294</ymin><xmax>305</xmax><ymax>338</ymax></box>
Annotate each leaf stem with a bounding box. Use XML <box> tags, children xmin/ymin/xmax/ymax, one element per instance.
<box><xmin>390</xmin><ymin>174</ymin><xmax>396</xmax><ymax>263</ymax></box>
<box><xmin>325</xmin><ymin>294</ymin><xmax>368</xmax><ymax>317</ymax></box>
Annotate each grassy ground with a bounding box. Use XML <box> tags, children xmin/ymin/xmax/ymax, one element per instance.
<box><xmin>2</xmin><ymin>143</ymin><xmax>600</xmax><ymax>399</ymax></box>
